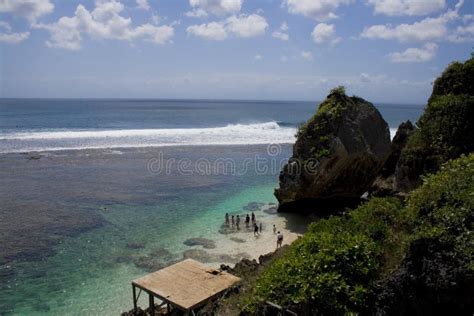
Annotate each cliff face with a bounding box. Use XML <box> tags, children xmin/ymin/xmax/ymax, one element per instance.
<box><xmin>275</xmin><ymin>87</ymin><xmax>391</xmax><ymax>212</ymax></box>
<box><xmin>395</xmin><ymin>56</ymin><xmax>474</xmax><ymax>192</ymax></box>
<box><xmin>370</xmin><ymin>120</ymin><xmax>415</xmax><ymax>196</ymax></box>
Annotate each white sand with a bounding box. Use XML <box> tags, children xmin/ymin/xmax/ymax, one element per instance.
<box><xmin>205</xmin><ymin>205</ymin><xmax>305</xmax><ymax>268</ymax></box>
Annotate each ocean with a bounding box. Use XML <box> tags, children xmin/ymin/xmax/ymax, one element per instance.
<box><xmin>0</xmin><ymin>99</ymin><xmax>423</xmax><ymax>315</ymax></box>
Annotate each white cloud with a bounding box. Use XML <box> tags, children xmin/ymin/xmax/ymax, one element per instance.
<box><xmin>367</xmin><ymin>0</ymin><xmax>446</xmax><ymax>16</ymax></box>
<box><xmin>34</xmin><ymin>0</ymin><xmax>174</xmax><ymax>50</ymax></box>
<box><xmin>301</xmin><ymin>50</ymin><xmax>313</xmax><ymax>61</ymax></box>
<box><xmin>0</xmin><ymin>20</ymin><xmax>30</xmax><ymax>44</ymax></box>
<box><xmin>136</xmin><ymin>0</ymin><xmax>150</xmax><ymax>10</ymax></box>
<box><xmin>0</xmin><ymin>0</ymin><xmax>54</xmax><ymax>22</ymax></box>
<box><xmin>0</xmin><ymin>30</ymin><xmax>29</xmax><ymax>43</ymax></box>
<box><xmin>226</xmin><ymin>14</ymin><xmax>268</xmax><ymax>37</ymax></box>
<box><xmin>359</xmin><ymin>72</ymin><xmax>387</xmax><ymax>83</ymax></box>
<box><xmin>448</xmin><ymin>22</ymin><xmax>474</xmax><ymax>43</ymax></box>
<box><xmin>185</xmin><ymin>8</ymin><xmax>208</xmax><ymax>18</ymax></box>
<box><xmin>388</xmin><ymin>43</ymin><xmax>438</xmax><ymax>63</ymax></box>
<box><xmin>272</xmin><ymin>22</ymin><xmax>289</xmax><ymax>41</ymax></box>
<box><xmin>361</xmin><ymin>16</ymin><xmax>448</xmax><ymax>42</ymax></box>
<box><xmin>186</xmin><ymin>21</ymin><xmax>227</xmax><ymax>40</ymax></box>
<box><xmin>283</xmin><ymin>0</ymin><xmax>352</xmax><ymax>21</ymax></box>
<box><xmin>188</xmin><ymin>0</ymin><xmax>242</xmax><ymax>16</ymax></box>
<box><xmin>187</xmin><ymin>13</ymin><xmax>268</xmax><ymax>40</ymax></box>
<box><xmin>311</xmin><ymin>23</ymin><xmax>340</xmax><ymax>45</ymax></box>
<box><xmin>254</xmin><ymin>54</ymin><xmax>263</xmax><ymax>60</ymax></box>
<box><xmin>361</xmin><ymin>1</ymin><xmax>464</xmax><ymax>42</ymax></box>
<box><xmin>0</xmin><ymin>21</ymin><xmax>11</xmax><ymax>31</ymax></box>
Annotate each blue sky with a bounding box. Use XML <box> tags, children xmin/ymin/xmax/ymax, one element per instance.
<box><xmin>0</xmin><ymin>0</ymin><xmax>472</xmax><ymax>103</ymax></box>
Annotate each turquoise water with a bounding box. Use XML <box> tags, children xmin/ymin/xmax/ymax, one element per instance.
<box><xmin>0</xmin><ymin>145</ymin><xmax>289</xmax><ymax>315</ymax></box>
<box><xmin>0</xmin><ymin>99</ymin><xmax>424</xmax><ymax>315</ymax></box>
<box><xmin>3</xmin><ymin>179</ymin><xmax>278</xmax><ymax>315</ymax></box>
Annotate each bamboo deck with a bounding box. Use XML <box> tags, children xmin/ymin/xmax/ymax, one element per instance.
<box><xmin>132</xmin><ymin>259</ymin><xmax>241</xmax><ymax>311</ymax></box>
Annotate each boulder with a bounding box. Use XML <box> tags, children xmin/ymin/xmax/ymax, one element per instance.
<box><xmin>275</xmin><ymin>87</ymin><xmax>391</xmax><ymax>212</ymax></box>
<box><xmin>370</xmin><ymin>120</ymin><xmax>415</xmax><ymax>196</ymax></box>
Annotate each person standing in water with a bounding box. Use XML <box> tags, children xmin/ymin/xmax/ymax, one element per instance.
<box><xmin>225</xmin><ymin>213</ymin><xmax>229</xmax><ymax>226</ymax></box>
<box><xmin>259</xmin><ymin>222</ymin><xmax>262</xmax><ymax>233</ymax></box>
<box><xmin>231</xmin><ymin>215</ymin><xmax>235</xmax><ymax>228</ymax></box>
<box><xmin>245</xmin><ymin>214</ymin><xmax>250</xmax><ymax>228</ymax></box>
<box><xmin>251</xmin><ymin>212</ymin><xmax>255</xmax><ymax>224</ymax></box>
<box><xmin>254</xmin><ymin>223</ymin><xmax>259</xmax><ymax>236</ymax></box>
<box><xmin>273</xmin><ymin>224</ymin><xmax>276</xmax><ymax>234</ymax></box>
<box><xmin>277</xmin><ymin>231</ymin><xmax>283</xmax><ymax>248</ymax></box>
<box><xmin>236</xmin><ymin>215</ymin><xmax>240</xmax><ymax>230</ymax></box>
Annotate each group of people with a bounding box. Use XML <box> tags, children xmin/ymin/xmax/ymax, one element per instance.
<box><xmin>225</xmin><ymin>212</ymin><xmax>284</xmax><ymax>248</ymax></box>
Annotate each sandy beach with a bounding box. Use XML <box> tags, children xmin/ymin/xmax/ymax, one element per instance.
<box><xmin>181</xmin><ymin>204</ymin><xmax>307</xmax><ymax>269</ymax></box>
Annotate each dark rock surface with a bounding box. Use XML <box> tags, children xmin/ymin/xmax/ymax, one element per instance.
<box><xmin>370</xmin><ymin>120</ymin><xmax>415</xmax><ymax>196</ymax></box>
<box><xmin>275</xmin><ymin>88</ymin><xmax>391</xmax><ymax>212</ymax></box>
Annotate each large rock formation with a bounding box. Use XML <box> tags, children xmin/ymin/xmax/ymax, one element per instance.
<box><xmin>275</xmin><ymin>87</ymin><xmax>391</xmax><ymax>212</ymax></box>
<box><xmin>395</xmin><ymin>56</ymin><xmax>474</xmax><ymax>192</ymax></box>
<box><xmin>370</xmin><ymin>120</ymin><xmax>415</xmax><ymax>196</ymax></box>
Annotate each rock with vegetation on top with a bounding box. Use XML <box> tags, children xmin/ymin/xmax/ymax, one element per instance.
<box><xmin>395</xmin><ymin>56</ymin><xmax>474</xmax><ymax>192</ymax></box>
<box><xmin>275</xmin><ymin>86</ymin><xmax>391</xmax><ymax>212</ymax></box>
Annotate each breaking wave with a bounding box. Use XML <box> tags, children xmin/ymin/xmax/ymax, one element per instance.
<box><xmin>0</xmin><ymin>122</ymin><xmax>297</xmax><ymax>153</ymax></box>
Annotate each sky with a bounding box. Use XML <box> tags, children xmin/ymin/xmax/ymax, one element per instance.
<box><xmin>0</xmin><ymin>0</ymin><xmax>472</xmax><ymax>103</ymax></box>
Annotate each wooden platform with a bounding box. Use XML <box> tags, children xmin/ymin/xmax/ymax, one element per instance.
<box><xmin>132</xmin><ymin>259</ymin><xmax>241</xmax><ymax>313</ymax></box>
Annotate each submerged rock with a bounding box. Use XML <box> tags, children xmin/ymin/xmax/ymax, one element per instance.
<box><xmin>149</xmin><ymin>247</ymin><xmax>173</xmax><ymax>259</ymax></box>
<box><xmin>183</xmin><ymin>237</ymin><xmax>216</xmax><ymax>249</ymax></box>
<box><xmin>275</xmin><ymin>87</ymin><xmax>391</xmax><ymax>212</ymax></box>
<box><xmin>125</xmin><ymin>242</ymin><xmax>145</xmax><ymax>250</ymax></box>
<box><xmin>230</xmin><ymin>237</ymin><xmax>246</xmax><ymax>243</ymax></box>
<box><xmin>263</xmin><ymin>206</ymin><xmax>277</xmax><ymax>215</ymax></box>
<box><xmin>182</xmin><ymin>249</ymin><xmax>249</xmax><ymax>264</ymax></box>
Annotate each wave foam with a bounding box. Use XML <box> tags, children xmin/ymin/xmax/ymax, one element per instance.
<box><xmin>0</xmin><ymin>122</ymin><xmax>297</xmax><ymax>153</ymax></box>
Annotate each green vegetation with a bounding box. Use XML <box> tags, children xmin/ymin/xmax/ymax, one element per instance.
<box><xmin>430</xmin><ymin>57</ymin><xmax>474</xmax><ymax>100</ymax></box>
<box><xmin>417</xmin><ymin>94</ymin><xmax>474</xmax><ymax>162</ymax></box>
<box><xmin>295</xmin><ymin>86</ymin><xmax>373</xmax><ymax>162</ymax></box>
<box><xmin>397</xmin><ymin>56</ymin><xmax>474</xmax><ymax>187</ymax></box>
<box><xmin>244</xmin><ymin>154</ymin><xmax>474</xmax><ymax>315</ymax></box>
<box><xmin>408</xmin><ymin>154</ymin><xmax>474</xmax><ymax>270</ymax></box>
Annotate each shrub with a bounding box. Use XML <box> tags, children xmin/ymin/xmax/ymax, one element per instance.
<box><xmin>408</xmin><ymin>153</ymin><xmax>474</xmax><ymax>264</ymax></box>
<box><xmin>245</xmin><ymin>197</ymin><xmax>406</xmax><ymax>315</ymax></box>
<box><xmin>245</xmin><ymin>154</ymin><xmax>474</xmax><ymax>315</ymax></box>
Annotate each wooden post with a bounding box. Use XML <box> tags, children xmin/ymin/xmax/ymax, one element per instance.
<box><xmin>132</xmin><ymin>285</ymin><xmax>137</xmax><ymax>313</ymax></box>
<box><xmin>149</xmin><ymin>293</ymin><xmax>155</xmax><ymax>315</ymax></box>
